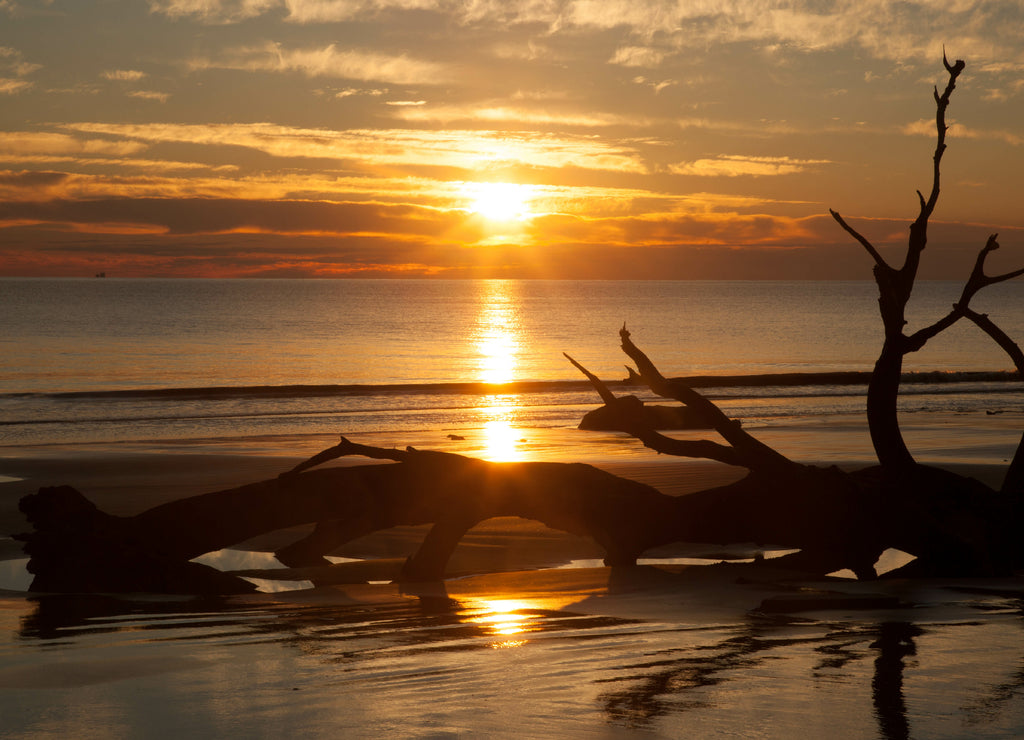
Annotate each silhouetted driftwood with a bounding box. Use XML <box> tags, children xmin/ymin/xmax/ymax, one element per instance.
<box><xmin>17</xmin><ymin>440</ymin><xmax>681</xmax><ymax>592</ymax></box>
<box><xmin>17</xmin><ymin>418</ymin><xmax>1020</xmax><ymax>594</ymax></box>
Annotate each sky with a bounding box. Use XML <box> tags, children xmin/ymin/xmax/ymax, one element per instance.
<box><xmin>1</xmin><ymin>0</ymin><xmax>1024</xmax><ymax>279</ymax></box>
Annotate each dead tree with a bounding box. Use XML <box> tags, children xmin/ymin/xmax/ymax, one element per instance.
<box><xmin>830</xmin><ymin>54</ymin><xmax>1024</xmax><ymax>473</ymax></box>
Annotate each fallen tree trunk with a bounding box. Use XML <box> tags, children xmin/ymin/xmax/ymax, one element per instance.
<box><xmin>18</xmin><ymin>440</ymin><xmax>678</xmax><ymax>593</ymax></box>
<box><xmin>17</xmin><ymin>436</ymin><xmax>1020</xmax><ymax>594</ymax></box>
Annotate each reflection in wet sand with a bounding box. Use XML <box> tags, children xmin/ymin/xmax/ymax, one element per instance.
<box><xmin>6</xmin><ymin>579</ymin><xmax>1024</xmax><ymax>738</ymax></box>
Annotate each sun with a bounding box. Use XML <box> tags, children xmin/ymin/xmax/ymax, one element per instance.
<box><xmin>465</xmin><ymin>182</ymin><xmax>534</xmax><ymax>221</ymax></box>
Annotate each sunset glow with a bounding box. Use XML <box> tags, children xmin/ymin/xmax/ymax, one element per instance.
<box><xmin>2</xmin><ymin>3</ymin><xmax>1023</xmax><ymax>278</ymax></box>
<box><xmin>471</xmin><ymin>280</ymin><xmax>527</xmax><ymax>461</ymax></box>
<box><xmin>475</xmin><ymin>281</ymin><xmax>520</xmax><ymax>384</ymax></box>
<box><xmin>481</xmin><ymin>409</ymin><xmax>524</xmax><ymax>463</ymax></box>
<box><xmin>460</xmin><ymin>594</ymin><xmax>588</xmax><ymax>646</ymax></box>
<box><xmin>466</xmin><ymin>182</ymin><xmax>535</xmax><ymax>222</ymax></box>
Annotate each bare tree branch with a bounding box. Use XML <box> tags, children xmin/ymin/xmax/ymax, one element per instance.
<box><xmin>959</xmin><ymin>307</ymin><xmax>1024</xmax><ymax>376</ymax></box>
<box><xmin>906</xmin><ymin>235</ymin><xmax>1024</xmax><ymax>354</ymax></box>
<box><xmin>829</xmin><ymin>209</ymin><xmax>890</xmax><ymax>270</ymax></box>
<box><xmin>618</xmin><ymin>325</ymin><xmax>797</xmax><ymax>473</ymax></box>
<box><xmin>565</xmin><ymin>351</ymin><xmax>744</xmax><ymax>465</ymax></box>
<box><xmin>564</xmin><ymin>352</ymin><xmax>618</xmax><ymax>406</ymax></box>
<box><xmin>903</xmin><ymin>311</ymin><xmax>961</xmax><ymax>353</ymax></box>
<box><xmin>959</xmin><ymin>235</ymin><xmax>1024</xmax><ymax>305</ymax></box>
<box><xmin>628</xmin><ymin>428</ymin><xmax>747</xmax><ymax>466</ymax></box>
<box><xmin>956</xmin><ymin>305</ymin><xmax>1024</xmax><ymax>496</ymax></box>
<box><xmin>904</xmin><ymin>52</ymin><xmax>964</xmax><ymax>276</ymax></box>
<box><xmin>281</xmin><ymin>435</ymin><xmax>413</xmax><ymax>476</ymax></box>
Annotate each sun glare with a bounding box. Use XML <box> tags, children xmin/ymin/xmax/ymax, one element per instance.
<box><xmin>465</xmin><ymin>182</ymin><xmax>534</xmax><ymax>221</ymax></box>
<box><xmin>475</xmin><ymin>281</ymin><xmax>520</xmax><ymax>385</ymax></box>
<box><xmin>460</xmin><ymin>595</ymin><xmax>591</xmax><ymax>647</ymax></box>
<box><xmin>482</xmin><ymin>406</ymin><xmax>523</xmax><ymax>462</ymax></box>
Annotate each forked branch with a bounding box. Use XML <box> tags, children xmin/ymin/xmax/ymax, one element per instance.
<box><xmin>829</xmin><ymin>208</ymin><xmax>890</xmax><ymax>271</ymax></box>
<box><xmin>904</xmin><ymin>52</ymin><xmax>964</xmax><ymax>277</ymax></box>
<box><xmin>617</xmin><ymin>325</ymin><xmax>797</xmax><ymax>473</ymax></box>
<box><xmin>565</xmin><ymin>351</ymin><xmax>745</xmax><ymax>466</ymax></box>
<box><xmin>905</xmin><ymin>235</ymin><xmax>1024</xmax><ymax>354</ymax></box>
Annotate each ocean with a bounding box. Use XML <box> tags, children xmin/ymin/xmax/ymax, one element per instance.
<box><xmin>2</xmin><ymin>277</ymin><xmax>1023</xmax><ymax>462</ymax></box>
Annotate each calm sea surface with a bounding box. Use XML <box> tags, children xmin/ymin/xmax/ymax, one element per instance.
<box><xmin>2</xmin><ymin>278</ymin><xmax>1023</xmax><ymax>451</ymax></box>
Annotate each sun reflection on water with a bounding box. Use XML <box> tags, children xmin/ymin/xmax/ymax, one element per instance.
<box><xmin>480</xmin><ymin>399</ymin><xmax>524</xmax><ymax>462</ymax></box>
<box><xmin>475</xmin><ymin>281</ymin><xmax>520</xmax><ymax>385</ymax></box>
<box><xmin>474</xmin><ymin>281</ymin><xmax>527</xmax><ymax>462</ymax></box>
<box><xmin>459</xmin><ymin>595</ymin><xmax>587</xmax><ymax>648</ymax></box>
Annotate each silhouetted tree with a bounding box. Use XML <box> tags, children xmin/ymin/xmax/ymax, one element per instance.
<box><xmin>830</xmin><ymin>54</ymin><xmax>1024</xmax><ymax>472</ymax></box>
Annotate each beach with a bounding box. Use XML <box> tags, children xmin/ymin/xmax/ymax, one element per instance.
<box><xmin>4</xmin><ymin>430</ymin><xmax>1024</xmax><ymax>739</ymax></box>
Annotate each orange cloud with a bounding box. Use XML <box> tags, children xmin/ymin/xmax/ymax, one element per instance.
<box><xmin>190</xmin><ymin>42</ymin><xmax>454</xmax><ymax>84</ymax></box>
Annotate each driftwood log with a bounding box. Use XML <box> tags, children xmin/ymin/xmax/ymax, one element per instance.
<box><xmin>15</xmin><ymin>421</ymin><xmax>1020</xmax><ymax>595</ymax></box>
<box><xmin>577</xmin><ymin>396</ymin><xmax>711</xmax><ymax>431</ymax></box>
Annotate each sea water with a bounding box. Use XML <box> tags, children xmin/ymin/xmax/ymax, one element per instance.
<box><xmin>1</xmin><ymin>278</ymin><xmax>1023</xmax><ymax>458</ymax></box>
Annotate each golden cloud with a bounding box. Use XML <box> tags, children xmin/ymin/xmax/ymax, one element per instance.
<box><xmin>61</xmin><ymin>121</ymin><xmax>649</xmax><ymax>174</ymax></box>
<box><xmin>0</xmin><ymin>78</ymin><xmax>31</xmax><ymax>94</ymax></box>
<box><xmin>102</xmin><ymin>69</ymin><xmax>147</xmax><ymax>81</ymax></box>
<box><xmin>190</xmin><ymin>42</ymin><xmax>454</xmax><ymax>84</ymax></box>
<box><xmin>670</xmin><ymin>155</ymin><xmax>831</xmax><ymax>177</ymax></box>
<box><xmin>0</xmin><ymin>132</ymin><xmax>147</xmax><ymax>157</ymax></box>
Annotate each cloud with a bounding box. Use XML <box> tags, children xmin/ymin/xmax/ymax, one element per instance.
<box><xmin>190</xmin><ymin>42</ymin><xmax>454</xmax><ymax>84</ymax></box>
<box><xmin>563</xmin><ymin>1</ymin><xmax>1024</xmax><ymax>73</ymax></box>
<box><xmin>62</xmin><ymin>121</ymin><xmax>650</xmax><ymax>174</ymax></box>
<box><xmin>332</xmin><ymin>86</ymin><xmax>386</xmax><ymax>99</ymax></box>
<box><xmin>670</xmin><ymin>155</ymin><xmax>831</xmax><ymax>177</ymax></box>
<box><xmin>902</xmin><ymin>118</ymin><xmax>1023</xmax><ymax>146</ymax></box>
<box><xmin>0</xmin><ymin>169</ymin><xmax>70</xmax><ymax>200</ymax></box>
<box><xmin>127</xmin><ymin>90</ymin><xmax>171</xmax><ymax>102</ymax></box>
<box><xmin>0</xmin><ymin>78</ymin><xmax>31</xmax><ymax>94</ymax></box>
<box><xmin>283</xmin><ymin>0</ymin><xmax>435</xmax><ymax>23</ymax></box>
<box><xmin>391</xmin><ymin>103</ymin><xmax>648</xmax><ymax>129</ymax></box>
<box><xmin>610</xmin><ymin>45</ymin><xmax>667</xmax><ymax>68</ymax></box>
<box><xmin>0</xmin><ymin>46</ymin><xmax>39</xmax><ymax>93</ymax></box>
<box><xmin>524</xmin><ymin>209</ymin><xmax>824</xmax><ymax>250</ymax></box>
<box><xmin>0</xmin><ymin>132</ymin><xmax>147</xmax><ymax>158</ymax></box>
<box><xmin>282</xmin><ymin>0</ymin><xmax>571</xmax><ymax>26</ymax></box>
<box><xmin>148</xmin><ymin>0</ymin><xmax>282</xmax><ymax>24</ymax></box>
<box><xmin>102</xmin><ymin>69</ymin><xmax>147</xmax><ymax>81</ymax></box>
<box><xmin>0</xmin><ymin>196</ymin><xmax>468</xmax><ymax>238</ymax></box>
<box><xmin>144</xmin><ymin>0</ymin><xmax>1024</xmax><ymax>73</ymax></box>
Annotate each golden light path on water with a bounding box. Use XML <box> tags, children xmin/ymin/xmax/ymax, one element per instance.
<box><xmin>474</xmin><ymin>281</ymin><xmax>526</xmax><ymax>462</ymax></box>
<box><xmin>459</xmin><ymin>595</ymin><xmax>589</xmax><ymax>649</ymax></box>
